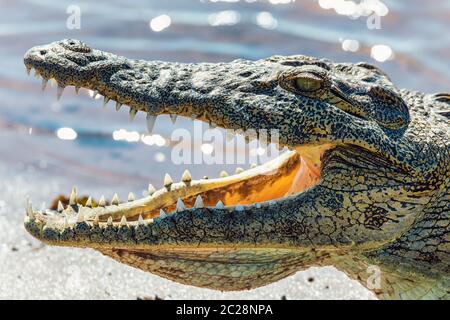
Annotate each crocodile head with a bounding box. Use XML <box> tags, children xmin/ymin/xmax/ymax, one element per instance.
<box><xmin>22</xmin><ymin>39</ymin><xmax>445</xmax><ymax>292</ymax></box>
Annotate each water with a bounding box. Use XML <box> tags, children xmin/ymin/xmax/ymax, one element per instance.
<box><xmin>0</xmin><ymin>0</ymin><xmax>448</xmax><ymax>299</ymax></box>
<box><xmin>1</xmin><ymin>0</ymin><xmax>449</xmax><ymax>194</ymax></box>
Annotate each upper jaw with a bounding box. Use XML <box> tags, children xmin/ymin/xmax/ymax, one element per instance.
<box><xmin>23</xmin><ymin>44</ymin><xmax>342</xmax><ymax>148</ymax></box>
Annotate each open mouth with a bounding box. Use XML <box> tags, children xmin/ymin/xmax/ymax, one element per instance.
<box><xmin>23</xmin><ymin>62</ymin><xmax>332</xmax><ymax>237</ymax></box>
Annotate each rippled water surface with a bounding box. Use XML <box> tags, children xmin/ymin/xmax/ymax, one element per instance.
<box><xmin>1</xmin><ymin>0</ymin><xmax>449</xmax><ymax>193</ymax></box>
<box><xmin>0</xmin><ymin>0</ymin><xmax>448</xmax><ymax>299</ymax></box>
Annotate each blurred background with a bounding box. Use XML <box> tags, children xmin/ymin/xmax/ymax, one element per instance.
<box><xmin>0</xmin><ymin>0</ymin><xmax>448</xmax><ymax>299</ymax></box>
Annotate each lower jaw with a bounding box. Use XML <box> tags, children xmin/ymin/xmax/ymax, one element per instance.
<box><xmin>28</xmin><ymin>143</ymin><xmax>331</xmax><ymax>231</ymax></box>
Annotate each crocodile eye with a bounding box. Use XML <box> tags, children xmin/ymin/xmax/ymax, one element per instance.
<box><xmin>278</xmin><ymin>66</ymin><xmax>330</xmax><ymax>98</ymax></box>
<box><xmin>294</xmin><ymin>74</ymin><xmax>323</xmax><ymax>92</ymax></box>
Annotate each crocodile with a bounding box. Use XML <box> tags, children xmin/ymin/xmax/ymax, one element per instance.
<box><xmin>22</xmin><ymin>39</ymin><xmax>449</xmax><ymax>299</ymax></box>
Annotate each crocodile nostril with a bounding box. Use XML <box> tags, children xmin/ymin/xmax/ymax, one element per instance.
<box><xmin>39</xmin><ymin>50</ymin><xmax>47</xmax><ymax>55</ymax></box>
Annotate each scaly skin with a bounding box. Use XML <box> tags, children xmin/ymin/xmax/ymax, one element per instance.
<box><xmin>23</xmin><ymin>39</ymin><xmax>449</xmax><ymax>299</ymax></box>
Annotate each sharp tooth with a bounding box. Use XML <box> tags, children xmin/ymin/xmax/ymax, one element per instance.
<box><xmin>128</xmin><ymin>192</ymin><xmax>135</xmax><ymax>202</ymax></box>
<box><xmin>169</xmin><ymin>114</ymin><xmax>177</xmax><ymax>124</ymax></box>
<box><xmin>41</xmin><ymin>78</ymin><xmax>48</xmax><ymax>91</ymax></box>
<box><xmin>69</xmin><ymin>186</ymin><xmax>77</xmax><ymax>206</ymax></box>
<box><xmin>34</xmin><ymin>69</ymin><xmax>41</xmax><ymax>79</ymax></box>
<box><xmin>176</xmin><ymin>198</ymin><xmax>185</xmax><ymax>212</ymax></box>
<box><xmin>93</xmin><ymin>214</ymin><xmax>99</xmax><ymax>226</ymax></box>
<box><xmin>92</xmin><ymin>91</ymin><xmax>99</xmax><ymax>99</ymax></box>
<box><xmin>111</xmin><ymin>193</ymin><xmax>120</xmax><ymax>206</ymax></box>
<box><xmin>164</xmin><ymin>173</ymin><xmax>173</xmax><ymax>189</ymax></box>
<box><xmin>250</xmin><ymin>163</ymin><xmax>257</xmax><ymax>169</ymax></box>
<box><xmin>120</xmin><ymin>215</ymin><xmax>127</xmax><ymax>226</ymax></box>
<box><xmin>235</xmin><ymin>167</ymin><xmax>244</xmax><ymax>174</ymax></box>
<box><xmin>148</xmin><ymin>184</ymin><xmax>156</xmax><ymax>196</ymax></box>
<box><xmin>107</xmin><ymin>216</ymin><xmax>113</xmax><ymax>226</ymax></box>
<box><xmin>226</xmin><ymin>131</ymin><xmax>234</xmax><ymax>142</ymax></box>
<box><xmin>194</xmin><ymin>195</ymin><xmax>204</xmax><ymax>208</ymax></box>
<box><xmin>235</xmin><ymin>204</ymin><xmax>244</xmax><ymax>211</ymax></box>
<box><xmin>26</xmin><ymin>199</ymin><xmax>34</xmax><ymax>218</ymax></box>
<box><xmin>115</xmin><ymin>102</ymin><xmax>122</xmax><ymax>111</ymax></box>
<box><xmin>103</xmin><ymin>96</ymin><xmax>110</xmax><ymax>107</ymax></box>
<box><xmin>138</xmin><ymin>214</ymin><xmax>144</xmax><ymax>225</ymax></box>
<box><xmin>219</xmin><ymin>171</ymin><xmax>229</xmax><ymax>178</ymax></box>
<box><xmin>57</xmin><ymin>201</ymin><xmax>64</xmax><ymax>212</ymax></box>
<box><xmin>98</xmin><ymin>195</ymin><xmax>106</xmax><ymax>207</ymax></box>
<box><xmin>129</xmin><ymin>108</ymin><xmax>137</xmax><ymax>121</ymax></box>
<box><xmin>64</xmin><ymin>217</ymin><xmax>70</xmax><ymax>228</ymax></box>
<box><xmin>26</xmin><ymin>66</ymin><xmax>31</xmax><ymax>75</ymax></box>
<box><xmin>75</xmin><ymin>86</ymin><xmax>80</xmax><ymax>94</ymax></box>
<box><xmin>85</xmin><ymin>197</ymin><xmax>93</xmax><ymax>208</ymax></box>
<box><xmin>65</xmin><ymin>205</ymin><xmax>75</xmax><ymax>214</ymax></box>
<box><xmin>146</xmin><ymin>114</ymin><xmax>157</xmax><ymax>133</ymax></box>
<box><xmin>77</xmin><ymin>212</ymin><xmax>85</xmax><ymax>223</ymax></box>
<box><xmin>181</xmin><ymin>169</ymin><xmax>192</xmax><ymax>183</ymax></box>
<box><xmin>56</xmin><ymin>84</ymin><xmax>65</xmax><ymax>101</ymax></box>
<box><xmin>215</xmin><ymin>200</ymin><xmax>224</xmax><ymax>209</ymax></box>
<box><xmin>159</xmin><ymin>209</ymin><xmax>167</xmax><ymax>218</ymax></box>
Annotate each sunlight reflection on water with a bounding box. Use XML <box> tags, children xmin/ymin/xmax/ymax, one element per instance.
<box><xmin>0</xmin><ymin>0</ymin><xmax>448</xmax><ymax>193</ymax></box>
<box><xmin>149</xmin><ymin>14</ymin><xmax>172</xmax><ymax>32</ymax></box>
<box><xmin>56</xmin><ymin>127</ymin><xmax>77</xmax><ymax>140</ymax></box>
